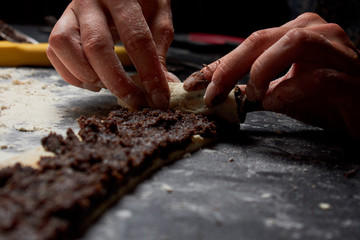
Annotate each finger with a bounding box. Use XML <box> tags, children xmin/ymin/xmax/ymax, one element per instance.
<box><xmin>147</xmin><ymin>1</ymin><xmax>174</xmax><ymax>69</ymax></box>
<box><xmin>306</xmin><ymin>23</ymin><xmax>358</xmax><ymax>52</ymax></box>
<box><xmin>281</xmin><ymin>12</ymin><xmax>327</xmax><ymax>28</ymax></box>
<box><xmin>48</xmin><ymin>5</ymin><xmax>101</xmax><ymax>85</ymax></box>
<box><xmin>200</xmin><ymin>13</ymin><xmax>325</xmax><ymax>105</ymax></box>
<box><xmin>47</xmin><ymin>46</ymin><xmax>82</xmax><ymax>88</ymax></box>
<box><xmin>264</xmin><ymin>68</ymin><xmax>360</xmax><ymax>110</ymax></box>
<box><xmin>165</xmin><ymin>72</ymin><xmax>181</xmax><ymax>83</ymax></box>
<box><xmin>247</xmin><ymin>28</ymin><xmax>360</xmax><ymax>102</ymax></box>
<box><xmin>202</xmin><ymin>13</ymin><xmax>358</xmax><ymax>106</ymax></box>
<box><xmin>131</xmin><ymin>71</ymin><xmax>180</xmax><ymax>87</ymax></box>
<box><xmin>47</xmin><ymin>47</ymin><xmax>102</xmax><ymax>92</ymax></box>
<box><xmin>202</xmin><ymin>27</ymin><xmax>288</xmax><ymax>106</ymax></box>
<box><xmin>263</xmin><ymin>68</ymin><xmax>360</xmax><ymax>131</ymax></box>
<box><xmin>105</xmin><ymin>0</ymin><xmax>170</xmax><ymax>109</ymax></box>
<box><xmin>73</xmin><ymin>0</ymin><xmax>146</xmax><ymax>108</ymax></box>
<box><xmin>283</xmin><ymin>13</ymin><xmax>359</xmax><ymax>54</ymax></box>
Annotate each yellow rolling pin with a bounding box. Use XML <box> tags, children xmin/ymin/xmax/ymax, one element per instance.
<box><xmin>0</xmin><ymin>41</ymin><xmax>132</xmax><ymax>67</ymax></box>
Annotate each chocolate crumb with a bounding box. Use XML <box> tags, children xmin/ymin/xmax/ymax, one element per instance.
<box><xmin>344</xmin><ymin>168</ymin><xmax>358</xmax><ymax>179</ymax></box>
<box><xmin>0</xmin><ymin>107</ymin><xmax>217</xmax><ymax>239</ymax></box>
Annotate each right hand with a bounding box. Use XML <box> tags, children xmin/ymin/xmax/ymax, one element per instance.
<box><xmin>184</xmin><ymin>13</ymin><xmax>360</xmax><ymax>140</ymax></box>
<box><xmin>47</xmin><ymin>0</ymin><xmax>174</xmax><ymax>109</ymax></box>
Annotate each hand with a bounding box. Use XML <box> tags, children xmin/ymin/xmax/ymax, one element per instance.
<box><xmin>184</xmin><ymin>13</ymin><xmax>360</xmax><ymax>139</ymax></box>
<box><xmin>47</xmin><ymin>0</ymin><xmax>174</xmax><ymax>109</ymax></box>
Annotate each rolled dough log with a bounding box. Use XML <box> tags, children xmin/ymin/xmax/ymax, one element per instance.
<box><xmin>168</xmin><ymin>82</ymin><xmax>240</xmax><ymax>123</ymax></box>
<box><xmin>117</xmin><ymin>82</ymin><xmax>242</xmax><ymax>123</ymax></box>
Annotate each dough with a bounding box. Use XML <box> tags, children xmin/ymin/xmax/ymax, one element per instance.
<box><xmin>0</xmin><ymin>146</ymin><xmax>54</xmax><ymax>169</ymax></box>
<box><xmin>168</xmin><ymin>82</ymin><xmax>240</xmax><ymax>123</ymax></box>
<box><xmin>117</xmin><ymin>82</ymin><xmax>241</xmax><ymax>123</ymax></box>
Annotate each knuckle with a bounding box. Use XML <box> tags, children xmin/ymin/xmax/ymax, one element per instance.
<box><xmin>326</xmin><ymin>23</ymin><xmax>348</xmax><ymax>39</ymax></box>
<box><xmin>312</xmin><ymin>69</ymin><xmax>333</xmax><ymax>85</ymax></box>
<box><xmin>48</xmin><ymin>30</ymin><xmax>72</xmax><ymax>51</ymax></box>
<box><xmin>46</xmin><ymin>46</ymin><xmax>56</xmax><ymax>60</ymax></box>
<box><xmin>297</xmin><ymin>12</ymin><xmax>325</xmax><ymax>23</ymax></box>
<box><xmin>283</xmin><ymin>28</ymin><xmax>311</xmax><ymax>47</ymax></box>
<box><xmin>313</xmin><ymin>68</ymin><xmax>338</xmax><ymax>81</ymax></box>
<box><xmin>82</xmin><ymin>35</ymin><xmax>108</xmax><ymax>55</ymax></box>
<box><xmin>123</xmin><ymin>29</ymin><xmax>152</xmax><ymax>52</ymax></box>
<box><xmin>286</xmin><ymin>28</ymin><xmax>307</xmax><ymax>40</ymax></box>
<box><xmin>158</xmin><ymin>21</ymin><xmax>174</xmax><ymax>41</ymax></box>
<box><xmin>246</xmin><ymin>29</ymin><xmax>271</xmax><ymax>48</ymax></box>
<box><xmin>313</xmin><ymin>69</ymin><xmax>345</xmax><ymax>94</ymax></box>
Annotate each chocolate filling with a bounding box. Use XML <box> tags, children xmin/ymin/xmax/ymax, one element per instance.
<box><xmin>0</xmin><ymin>107</ymin><xmax>217</xmax><ymax>240</ymax></box>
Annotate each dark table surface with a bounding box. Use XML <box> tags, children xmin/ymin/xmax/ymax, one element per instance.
<box><xmin>80</xmin><ymin>112</ymin><xmax>360</xmax><ymax>240</ymax></box>
<box><xmin>0</xmin><ymin>25</ymin><xmax>359</xmax><ymax>240</ymax></box>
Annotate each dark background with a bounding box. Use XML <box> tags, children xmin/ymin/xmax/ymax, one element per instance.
<box><xmin>0</xmin><ymin>1</ymin><xmax>70</xmax><ymax>25</ymax></box>
<box><xmin>1</xmin><ymin>0</ymin><xmax>290</xmax><ymax>38</ymax></box>
<box><xmin>0</xmin><ymin>1</ymin><xmax>358</xmax><ymax>46</ymax></box>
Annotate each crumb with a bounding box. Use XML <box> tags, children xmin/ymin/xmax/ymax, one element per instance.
<box><xmin>265</xmin><ymin>218</ymin><xmax>276</xmax><ymax>227</ymax></box>
<box><xmin>261</xmin><ymin>193</ymin><xmax>272</xmax><ymax>199</ymax></box>
<box><xmin>292</xmin><ymin>186</ymin><xmax>298</xmax><ymax>191</ymax></box>
<box><xmin>275</xmin><ymin>129</ymin><xmax>283</xmax><ymax>134</ymax></box>
<box><xmin>319</xmin><ymin>203</ymin><xmax>331</xmax><ymax>210</ymax></box>
<box><xmin>228</xmin><ymin>157</ymin><xmax>235</xmax><ymax>162</ymax></box>
<box><xmin>0</xmin><ymin>73</ymin><xmax>12</xmax><ymax>80</ymax></box>
<box><xmin>344</xmin><ymin>168</ymin><xmax>358</xmax><ymax>179</ymax></box>
<box><xmin>161</xmin><ymin>184</ymin><xmax>173</xmax><ymax>194</ymax></box>
<box><xmin>1</xmin><ymin>145</ymin><xmax>8</xmax><ymax>149</ymax></box>
<box><xmin>17</xmin><ymin>127</ymin><xmax>40</xmax><ymax>132</ymax></box>
<box><xmin>12</xmin><ymin>79</ymin><xmax>31</xmax><ymax>85</ymax></box>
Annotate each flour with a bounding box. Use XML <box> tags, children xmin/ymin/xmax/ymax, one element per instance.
<box><xmin>0</xmin><ymin>68</ymin><xmax>63</xmax><ymax>160</ymax></box>
<box><xmin>0</xmin><ymin>74</ymin><xmax>61</xmax><ymax>133</ymax></box>
<box><xmin>0</xmin><ymin>67</ymin><xmax>118</xmax><ymax>161</ymax></box>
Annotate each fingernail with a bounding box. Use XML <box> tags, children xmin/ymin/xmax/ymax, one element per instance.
<box><xmin>184</xmin><ymin>71</ymin><xmax>209</xmax><ymax>91</ymax></box>
<box><xmin>82</xmin><ymin>83</ymin><xmax>101</xmax><ymax>92</ymax></box>
<box><xmin>151</xmin><ymin>89</ymin><xmax>169</xmax><ymax>110</ymax></box>
<box><xmin>185</xmin><ymin>71</ymin><xmax>203</xmax><ymax>82</ymax></box>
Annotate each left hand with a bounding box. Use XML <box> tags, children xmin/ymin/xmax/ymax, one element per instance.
<box><xmin>184</xmin><ymin>13</ymin><xmax>360</xmax><ymax>139</ymax></box>
<box><xmin>47</xmin><ymin>0</ymin><xmax>175</xmax><ymax>109</ymax></box>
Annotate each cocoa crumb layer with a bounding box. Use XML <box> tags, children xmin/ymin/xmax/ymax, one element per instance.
<box><xmin>0</xmin><ymin>108</ymin><xmax>217</xmax><ymax>240</ymax></box>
